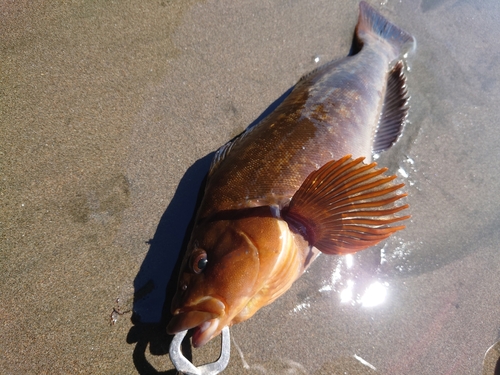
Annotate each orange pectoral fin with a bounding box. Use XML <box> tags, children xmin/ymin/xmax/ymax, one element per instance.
<box><xmin>282</xmin><ymin>155</ymin><xmax>410</xmax><ymax>255</ymax></box>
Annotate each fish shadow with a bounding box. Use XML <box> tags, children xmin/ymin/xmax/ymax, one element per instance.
<box><xmin>125</xmin><ymin>154</ymin><xmax>211</xmax><ymax>375</ymax></box>
<box><xmin>126</xmin><ymin>85</ymin><xmax>294</xmax><ymax>374</ymax></box>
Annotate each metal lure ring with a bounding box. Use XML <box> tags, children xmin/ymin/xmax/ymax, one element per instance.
<box><xmin>169</xmin><ymin>326</ymin><xmax>231</xmax><ymax>375</ymax></box>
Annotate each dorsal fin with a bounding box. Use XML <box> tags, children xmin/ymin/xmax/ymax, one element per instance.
<box><xmin>297</xmin><ymin>59</ymin><xmax>339</xmax><ymax>83</ymax></box>
<box><xmin>281</xmin><ymin>155</ymin><xmax>409</xmax><ymax>255</ymax></box>
<box><xmin>372</xmin><ymin>61</ymin><xmax>409</xmax><ymax>153</ymax></box>
<box><xmin>209</xmin><ymin>139</ymin><xmax>236</xmax><ymax>177</ymax></box>
<box><xmin>209</xmin><ymin>129</ymin><xmax>249</xmax><ymax>177</ymax></box>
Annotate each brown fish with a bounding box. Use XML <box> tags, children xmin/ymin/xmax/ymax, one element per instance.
<box><xmin>167</xmin><ymin>1</ymin><xmax>414</xmax><ymax>347</ymax></box>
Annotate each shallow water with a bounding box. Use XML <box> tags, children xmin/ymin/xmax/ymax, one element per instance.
<box><xmin>2</xmin><ymin>0</ymin><xmax>500</xmax><ymax>374</ymax></box>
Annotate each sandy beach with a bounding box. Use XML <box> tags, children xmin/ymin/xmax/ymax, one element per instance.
<box><xmin>2</xmin><ymin>0</ymin><xmax>500</xmax><ymax>374</ymax></box>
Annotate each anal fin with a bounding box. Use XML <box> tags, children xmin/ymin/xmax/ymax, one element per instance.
<box><xmin>372</xmin><ymin>61</ymin><xmax>409</xmax><ymax>153</ymax></box>
<box><xmin>282</xmin><ymin>155</ymin><xmax>409</xmax><ymax>255</ymax></box>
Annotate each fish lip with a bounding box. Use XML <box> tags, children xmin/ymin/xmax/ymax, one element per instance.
<box><xmin>191</xmin><ymin>318</ymin><xmax>220</xmax><ymax>348</ymax></box>
<box><xmin>166</xmin><ymin>297</ymin><xmax>226</xmax><ymax>343</ymax></box>
<box><xmin>166</xmin><ymin>310</ymin><xmax>219</xmax><ymax>335</ymax></box>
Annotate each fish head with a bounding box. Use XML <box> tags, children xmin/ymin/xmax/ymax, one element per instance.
<box><xmin>167</xmin><ymin>215</ymin><xmax>283</xmax><ymax>347</ymax></box>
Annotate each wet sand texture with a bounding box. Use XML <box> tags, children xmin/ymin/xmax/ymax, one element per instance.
<box><xmin>2</xmin><ymin>0</ymin><xmax>500</xmax><ymax>374</ymax></box>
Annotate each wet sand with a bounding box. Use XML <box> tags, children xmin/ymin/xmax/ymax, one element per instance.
<box><xmin>2</xmin><ymin>0</ymin><xmax>500</xmax><ymax>374</ymax></box>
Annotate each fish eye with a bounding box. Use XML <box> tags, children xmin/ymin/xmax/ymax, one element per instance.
<box><xmin>191</xmin><ymin>249</ymin><xmax>208</xmax><ymax>274</ymax></box>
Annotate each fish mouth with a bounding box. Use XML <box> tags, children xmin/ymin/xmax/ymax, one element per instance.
<box><xmin>167</xmin><ymin>311</ymin><xmax>221</xmax><ymax>347</ymax></box>
<box><xmin>167</xmin><ymin>297</ymin><xmax>226</xmax><ymax>347</ymax></box>
<box><xmin>191</xmin><ymin>318</ymin><xmax>220</xmax><ymax>348</ymax></box>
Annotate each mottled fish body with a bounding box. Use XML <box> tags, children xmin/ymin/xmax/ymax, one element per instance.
<box><xmin>168</xmin><ymin>1</ymin><xmax>414</xmax><ymax>347</ymax></box>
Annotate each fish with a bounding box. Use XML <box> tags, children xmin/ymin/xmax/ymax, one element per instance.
<box><xmin>167</xmin><ymin>1</ymin><xmax>414</xmax><ymax>348</ymax></box>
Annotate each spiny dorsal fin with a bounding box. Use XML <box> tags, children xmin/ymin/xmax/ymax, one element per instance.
<box><xmin>209</xmin><ymin>129</ymin><xmax>250</xmax><ymax>177</ymax></box>
<box><xmin>372</xmin><ymin>61</ymin><xmax>409</xmax><ymax>153</ymax></box>
<box><xmin>209</xmin><ymin>139</ymin><xmax>235</xmax><ymax>177</ymax></box>
<box><xmin>282</xmin><ymin>155</ymin><xmax>409</xmax><ymax>255</ymax></box>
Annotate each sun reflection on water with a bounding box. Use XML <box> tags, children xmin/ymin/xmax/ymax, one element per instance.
<box><xmin>359</xmin><ymin>281</ymin><xmax>388</xmax><ymax>307</ymax></box>
<box><xmin>316</xmin><ymin>252</ymin><xmax>391</xmax><ymax>309</ymax></box>
<box><xmin>340</xmin><ymin>280</ymin><xmax>354</xmax><ymax>303</ymax></box>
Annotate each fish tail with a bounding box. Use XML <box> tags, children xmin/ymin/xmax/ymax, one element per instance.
<box><xmin>351</xmin><ymin>1</ymin><xmax>415</xmax><ymax>58</ymax></box>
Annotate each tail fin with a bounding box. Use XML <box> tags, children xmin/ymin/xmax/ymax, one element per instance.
<box><xmin>351</xmin><ymin>1</ymin><xmax>415</xmax><ymax>57</ymax></box>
